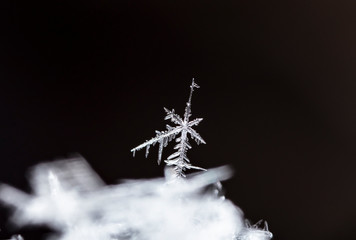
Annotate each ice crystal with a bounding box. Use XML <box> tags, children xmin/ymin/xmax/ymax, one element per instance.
<box><xmin>131</xmin><ymin>78</ymin><xmax>206</xmax><ymax>177</ymax></box>
<box><xmin>236</xmin><ymin>220</ymin><xmax>273</xmax><ymax>240</ymax></box>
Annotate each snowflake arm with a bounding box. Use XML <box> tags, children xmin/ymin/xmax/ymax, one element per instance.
<box><xmin>187</xmin><ymin>127</ymin><xmax>206</xmax><ymax>144</ymax></box>
<box><xmin>164</xmin><ymin>108</ymin><xmax>183</xmax><ymax>125</ymax></box>
<box><xmin>187</xmin><ymin>118</ymin><xmax>203</xmax><ymax>127</ymax></box>
<box><xmin>131</xmin><ymin>126</ymin><xmax>182</xmax><ymax>164</ymax></box>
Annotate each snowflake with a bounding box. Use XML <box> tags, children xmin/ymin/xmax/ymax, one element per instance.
<box><xmin>131</xmin><ymin>78</ymin><xmax>206</xmax><ymax>177</ymax></box>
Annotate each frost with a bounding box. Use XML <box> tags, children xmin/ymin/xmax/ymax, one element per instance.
<box><xmin>131</xmin><ymin>78</ymin><xmax>206</xmax><ymax>177</ymax></box>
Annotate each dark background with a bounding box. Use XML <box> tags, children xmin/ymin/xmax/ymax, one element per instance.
<box><xmin>0</xmin><ymin>0</ymin><xmax>356</xmax><ymax>240</ymax></box>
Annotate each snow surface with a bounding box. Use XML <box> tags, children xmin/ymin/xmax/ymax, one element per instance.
<box><xmin>0</xmin><ymin>156</ymin><xmax>271</xmax><ymax>240</ymax></box>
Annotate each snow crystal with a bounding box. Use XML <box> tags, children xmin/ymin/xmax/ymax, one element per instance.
<box><xmin>131</xmin><ymin>78</ymin><xmax>206</xmax><ymax>177</ymax></box>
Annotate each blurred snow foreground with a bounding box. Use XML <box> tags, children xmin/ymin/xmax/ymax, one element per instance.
<box><xmin>0</xmin><ymin>79</ymin><xmax>272</xmax><ymax>240</ymax></box>
<box><xmin>0</xmin><ymin>157</ymin><xmax>272</xmax><ymax>240</ymax></box>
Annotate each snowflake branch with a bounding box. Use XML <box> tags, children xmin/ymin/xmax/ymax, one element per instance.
<box><xmin>131</xmin><ymin>78</ymin><xmax>205</xmax><ymax>177</ymax></box>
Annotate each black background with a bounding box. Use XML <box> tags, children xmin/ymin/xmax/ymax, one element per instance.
<box><xmin>0</xmin><ymin>1</ymin><xmax>356</xmax><ymax>240</ymax></box>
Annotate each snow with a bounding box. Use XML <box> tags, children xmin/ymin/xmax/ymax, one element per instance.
<box><xmin>131</xmin><ymin>79</ymin><xmax>206</xmax><ymax>177</ymax></box>
<box><xmin>0</xmin><ymin>80</ymin><xmax>273</xmax><ymax>240</ymax></box>
<box><xmin>0</xmin><ymin>156</ymin><xmax>250</xmax><ymax>240</ymax></box>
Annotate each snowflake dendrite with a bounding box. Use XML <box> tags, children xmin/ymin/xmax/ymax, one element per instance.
<box><xmin>131</xmin><ymin>78</ymin><xmax>206</xmax><ymax>177</ymax></box>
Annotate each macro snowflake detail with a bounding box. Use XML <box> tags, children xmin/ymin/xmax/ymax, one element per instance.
<box><xmin>0</xmin><ymin>80</ymin><xmax>273</xmax><ymax>240</ymax></box>
<box><xmin>131</xmin><ymin>78</ymin><xmax>206</xmax><ymax>177</ymax></box>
